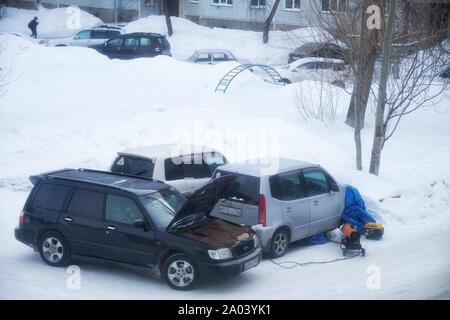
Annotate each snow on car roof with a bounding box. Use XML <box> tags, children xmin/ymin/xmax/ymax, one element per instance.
<box><xmin>118</xmin><ymin>144</ymin><xmax>222</xmax><ymax>160</ymax></box>
<box><xmin>288</xmin><ymin>57</ymin><xmax>346</xmax><ymax>67</ymax></box>
<box><xmin>216</xmin><ymin>158</ymin><xmax>317</xmax><ymax>177</ymax></box>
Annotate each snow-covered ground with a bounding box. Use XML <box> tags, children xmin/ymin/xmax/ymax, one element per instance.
<box><xmin>0</xmin><ymin>8</ymin><xmax>449</xmax><ymax>299</ymax></box>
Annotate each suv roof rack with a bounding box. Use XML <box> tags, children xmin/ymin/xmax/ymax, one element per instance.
<box><xmin>30</xmin><ymin>168</ymin><xmax>165</xmax><ymax>193</ymax></box>
<box><xmin>94</xmin><ymin>24</ymin><xmax>123</xmax><ymax>30</ymax></box>
<box><xmin>76</xmin><ymin>168</ymin><xmax>164</xmax><ymax>184</ymax></box>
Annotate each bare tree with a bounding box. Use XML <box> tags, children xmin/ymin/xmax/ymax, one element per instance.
<box><xmin>263</xmin><ymin>0</ymin><xmax>281</xmax><ymax>44</ymax></box>
<box><xmin>300</xmin><ymin>0</ymin><xmax>383</xmax><ymax>170</ymax></box>
<box><xmin>369</xmin><ymin>0</ymin><xmax>397</xmax><ymax>176</ymax></box>
<box><xmin>369</xmin><ymin>5</ymin><xmax>449</xmax><ymax>175</ymax></box>
<box><xmin>162</xmin><ymin>0</ymin><xmax>173</xmax><ymax>37</ymax></box>
<box><xmin>32</xmin><ymin>0</ymin><xmax>40</xmax><ymax>10</ymax></box>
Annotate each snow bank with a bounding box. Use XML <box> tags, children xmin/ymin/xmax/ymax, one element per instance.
<box><xmin>0</xmin><ymin>6</ymin><xmax>102</xmax><ymax>38</ymax></box>
<box><xmin>125</xmin><ymin>15</ymin><xmax>321</xmax><ymax>65</ymax></box>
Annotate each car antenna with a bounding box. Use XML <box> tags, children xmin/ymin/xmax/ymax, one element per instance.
<box><xmin>306</xmin><ymin>149</ymin><xmax>319</xmax><ymax>166</ymax></box>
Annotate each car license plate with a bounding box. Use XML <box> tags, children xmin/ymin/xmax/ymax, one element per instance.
<box><xmin>243</xmin><ymin>257</ymin><xmax>259</xmax><ymax>271</ymax></box>
<box><xmin>219</xmin><ymin>205</ymin><xmax>242</xmax><ymax>217</ymax></box>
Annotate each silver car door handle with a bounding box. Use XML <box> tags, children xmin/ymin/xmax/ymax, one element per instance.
<box><xmin>312</xmin><ymin>200</ymin><xmax>319</xmax><ymax>206</ymax></box>
<box><xmin>64</xmin><ymin>217</ymin><xmax>73</xmax><ymax>222</ymax></box>
<box><xmin>107</xmin><ymin>225</ymin><xmax>116</xmax><ymax>230</ymax></box>
<box><xmin>285</xmin><ymin>207</ymin><xmax>291</xmax><ymax>213</ymax></box>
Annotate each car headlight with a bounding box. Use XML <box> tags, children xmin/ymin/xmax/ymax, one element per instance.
<box><xmin>253</xmin><ymin>234</ymin><xmax>260</xmax><ymax>248</ymax></box>
<box><xmin>208</xmin><ymin>248</ymin><xmax>232</xmax><ymax>260</ymax></box>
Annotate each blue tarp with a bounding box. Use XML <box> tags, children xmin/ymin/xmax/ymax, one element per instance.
<box><xmin>303</xmin><ymin>185</ymin><xmax>376</xmax><ymax>244</ymax></box>
<box><xmin>342</xmin><ymin>185</ymin><xmax>376</xmax><ymax>234</ymax></box>
<box><xmin>302</xmin><ymin>232</ymin><xmax>328</xmax><ymax>245</ymax></box>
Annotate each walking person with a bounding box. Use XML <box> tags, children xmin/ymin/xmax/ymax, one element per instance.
<box><xmin>28</xmin><ymin>16</ymin><xmax>39</xmax><ymax>39</ymax></box>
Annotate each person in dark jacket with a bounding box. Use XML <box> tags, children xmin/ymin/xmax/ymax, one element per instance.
<box><xmin>28</xmin><ymin>16</ymin><xmax>39</xmax><ymax>39</ymax></box>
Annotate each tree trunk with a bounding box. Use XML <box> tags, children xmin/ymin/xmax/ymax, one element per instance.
<box><xmin>345</xmin><ymin>57</ymin><xmax>376</xmax><ymax>129</ymax></box>
<box><xmin>263</xmin><ymin>0</ymin><xmax>281</xmax><ymax>44</ymax></box>
<box><xmin>33</xmin><ymin>0</ymin><xmax>40</xmax><ymax>10</ymax></box>
<box><xmin>352</xmin><ymin>0</ymin><xmax>370</xmax><ymax>171</ymax></box>
<box><xmin>163</xmin><ymin>0</ymin><xmax>173</xmax><ymax>37</ymax></box>
<box><xmin>370</xmin><ymin>0</ymin><xmax>397</xmax><ymax>176</ymax></box>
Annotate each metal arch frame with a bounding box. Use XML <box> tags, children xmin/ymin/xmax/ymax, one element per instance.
<box><xmin>215</xmin><ymin>64</ymin><xmax>286</xmax><ymax>93</ymax></box>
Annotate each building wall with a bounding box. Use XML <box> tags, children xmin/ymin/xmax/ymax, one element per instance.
<box><xmin>182</xmin><ymin>0</ymin><xmax>350</xmax><ymax>31</ymax></box>
<box><xmin>6</xmin><ymin>0</ymin><xmax>161</xmax><ymax>22</ymax></box>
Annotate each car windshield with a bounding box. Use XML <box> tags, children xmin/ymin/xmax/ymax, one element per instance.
<box><xmin>140</xmin><ymin>189</ymin><xmax>186</xmax><ymax>229</ymax></box>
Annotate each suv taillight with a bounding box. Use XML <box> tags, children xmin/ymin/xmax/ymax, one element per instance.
<box><xmin>19</xmin><ymin>210</ymin><xmax>25</xmax><ymax>225</ymax></box>
<box><xmin>258</xmin><ymin>194</ymin><xmax>266</xmax><ymax>227</ymax></box>
<box><xmin>155</xmin><ymin>41</ymin><xmax>160</xmax><ymax>52</ymax></box>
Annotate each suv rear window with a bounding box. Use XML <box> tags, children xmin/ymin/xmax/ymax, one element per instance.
<box><xmin>67</xmin><ymin>189</ymin><xmax>105</xmax><ymax>219</ymax></box>
<box><xmin>165</xmin><ymin>153</ymin><xmax>226</xmax><ymax>181</ymax></box>
<box><xmin>32</xmin><ymin>183</ymin><xmax>71</xmax><ymax>211</ymax></box>
<box><xmin>111</xmin><ymin>155</ymin><xmax>155</xmax><ymax>178</ymax></box>
<box><xmin>214</xmin><ymin>170</ymin><xmax>260</xmax><ymax>205</ymax></box>
<box><xmin>156</xmin><ymin>37</ymin><xmax>169</xmax><ymax>48</ymax></box>
<box><xmin>165</xmin><ymin>155</ymin><xmax>212</xmax><ymax>180</ymax></box>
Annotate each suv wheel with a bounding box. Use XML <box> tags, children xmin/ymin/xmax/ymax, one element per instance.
<box><xmin>162</xmin><ymin>253</ymin><xmax>199</xmax><ymax>290</ymax></box>
<box><xmin>271</xmin><ymin>229</ymin><xmax>290</xmax><ymax>258</ymax></box>
<box><xmin>38</xmin><ymin>231</ymin><xmax>71</xmax><ymax>267</ymax></box>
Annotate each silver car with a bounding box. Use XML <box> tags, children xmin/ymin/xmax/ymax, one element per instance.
<box><xmin>47</xmin><ymin>25</ymin><xmax>124</xmax><ymax>48</ymax></box>
<box><xmin>187</xmin><ymin>49</ymin><xmax>251</xmax><ymax>65</ymax></box>
<box><xmin>209</xmin><ymin>158</ymin><xmax>345</xmax><ymax>257</ymax></box>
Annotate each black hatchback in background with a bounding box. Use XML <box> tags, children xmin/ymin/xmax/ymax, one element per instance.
<box><xmin>14</xmin><ymin>169</ymin><xmax>260</xmax><ymax>290</ymax></box>
<box><xmin>94</xmin><ymin>32</ymin><xmax>171</xmax><ymax>60</ymax></box>
<box><xmin>288</xmin><ymin>42</ymin><xmax>349</xmax><ymax>64</ymax></box>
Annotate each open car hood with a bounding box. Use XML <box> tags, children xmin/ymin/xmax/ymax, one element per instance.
<box><xmin>166</xmin><ymin>174</ymin><xmax>236</xmax><ymax>232</ymax></box>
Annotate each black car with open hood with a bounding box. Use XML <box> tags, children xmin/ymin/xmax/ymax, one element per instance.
<box><xmin>15</xmin><ymin>169</ymin><xmax>261</xmax><ymax>290</ymax></box>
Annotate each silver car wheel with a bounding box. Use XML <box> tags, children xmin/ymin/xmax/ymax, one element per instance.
<box><xmin>167</xmin><ymin>260</ymin><xmax>195</xmax><ymax>288</ymax></box>
<box><xmin>42</xmin><ymin>237</ymin><xmax>64</xmax><ymax>263</ymax></box>
<box><xmin>274</xmin><ymin>233</ymin><xmax>287</xmax><ymax>254</ymax></box>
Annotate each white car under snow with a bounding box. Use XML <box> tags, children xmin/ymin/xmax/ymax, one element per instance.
<box><xmin>275</xmin><ymin>57</ymin><xmax>351</xmax><ymax>88</ymax></box>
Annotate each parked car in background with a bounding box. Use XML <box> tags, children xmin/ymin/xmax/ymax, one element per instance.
<box><xmin>288</xmin><ymin>42</ymin><xmax>349</xmax><ymax>64</ymax></box>
<box><xmin>188</xmin><ymin>49</ymin><xmax>251</xmax><ymax>65</ymax></box>
<box><xmin>209</xmin><ymin>158</ymin><xmax>345</xmax><ymax>258</ymax></box>
<box><xmin>15</xmin><ymin>169</ymin><xmax>261</xmax><ymax>290</ymax></box>
<box><xmin>46</xmin><ymin>25</ymin><xmax>124</xmax><ymax>48</ymax></box>
<box><xmin>110</xmin><ymin>144</ymin><xmax>227</xmax><ymax>195</ymax></box>
<box><xmin>276</xmin><ymin>57</ymin><xmax>351</xmax><ymax>88</ymax></box>
<box><xmin>95</xmin><ymin>32</ymin><xmax>171</xmax><ymax>59</ymax></box>
<box><xmin>439</xmin><ymin>66</ymin><xmax>449</xmax><ymax>79</ymax></box>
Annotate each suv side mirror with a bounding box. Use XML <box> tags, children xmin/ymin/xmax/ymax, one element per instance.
<box><xmin>133</xmin><ymin>219</ymin><xmax>147</xmax><ymax>229</ymax></box>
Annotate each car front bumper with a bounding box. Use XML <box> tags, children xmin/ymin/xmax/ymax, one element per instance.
<box><xmin>198</xmin><ymin>247</ymin><xmax>262</xmax><ymax>280</ymax></box>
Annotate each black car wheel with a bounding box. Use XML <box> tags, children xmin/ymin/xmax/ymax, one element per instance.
<box><xmin>38</xmin><ymin>231</ymin><xmax>71</xmax><ymax>267</ymax></box>
<box><xmin>162</xmin><ymin>253</ymin><xmax>199</xmax><ymax>290</ymax></box>
<box><xmin>271</xmin><ymin>229</ymin><xmax>290</xmax><ymax>258</ymax></box>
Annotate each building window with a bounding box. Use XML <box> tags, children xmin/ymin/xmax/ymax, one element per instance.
<box><xmin>321</xmin><ymin>0</ymin><xmax>346</xmax><ymax>12</ymax></box>
<box><xmin>212</xmin><ymin>0</ymin><xmax>233</xmax><ymax>6</ymax></box>
<box><xmin>250</xmin><ymin>0</ymin><xmax>266</xmax><ymax>8</ymax></box>
<box><xmin>285</xmin><ymin>0</ymin><xmax>300</xmax><ymax>11</ymax></box>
